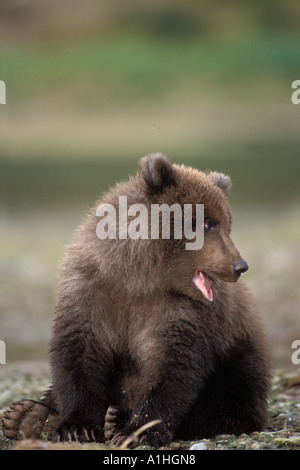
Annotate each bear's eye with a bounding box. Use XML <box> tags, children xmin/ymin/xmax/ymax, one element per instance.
<box><xmin>204</xmin><ymin>219</ymin><xmax>218</xmax><ymax>232</ymax></box>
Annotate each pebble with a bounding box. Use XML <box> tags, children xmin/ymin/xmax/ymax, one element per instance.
<box><xmin>189</xmin><ymin>442</ymin><xmax>207</xmax><ymax>450</ymax></box>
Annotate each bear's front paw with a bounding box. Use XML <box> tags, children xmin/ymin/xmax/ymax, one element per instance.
<box><xmin>139</xmin><ymin>426</ymin><xmax>172</xmax><ymax>449</ymax></box>
<box><xmin>53</xmin><ymin>420</ymin><xmax>104</xmax><ymax>443</ymax></box>
<box><xmin>111</xmin><ymin>419</ymin><xmax>172</xmax><ymax>449</ymax></box>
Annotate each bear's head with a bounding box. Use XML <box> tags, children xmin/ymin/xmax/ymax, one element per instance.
<box><xmin>138</xmin><ymin>153</ymin><xmax>248</xmax><ymax>303</ymax></box>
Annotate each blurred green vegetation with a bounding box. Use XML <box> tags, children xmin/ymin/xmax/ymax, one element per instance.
<box><xmin>2</xmin><ymin>33</ymin><xmax>300</xmax><ymax>106</ymax></box>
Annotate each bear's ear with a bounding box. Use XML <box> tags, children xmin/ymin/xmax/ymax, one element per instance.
<box><xmin>208</xmin><ymin>171</ymin><xmax>232</xmax><ymax>195</ymax></box>
<box><xmin>140</xmin><ymin>153</ymin><xmax>176</xmax><ymax>192</ymax></box>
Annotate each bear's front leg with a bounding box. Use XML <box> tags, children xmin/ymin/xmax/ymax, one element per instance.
<box><xmin>51</xmin><ymin>365</ymin><xmax>110</xmax><ymax>443</ymax></box>
<box><xmin>50</xmin><ymin>339</ymin><xmax>112</xmax><ymax>443</ymax></box>
<box><xmin>114</xmin><ymin>369</ymin><xmax>203</xmax><ymax>448</ymax></box>
<box><xmin>50</xmin><ymin>304</ymin><xmax>113</xmax><ymax>443</ymax></box>
<box><xmin>112</xmin><ymin>320</ymin><xmax>211</xmax><ymax>448</ymax></box>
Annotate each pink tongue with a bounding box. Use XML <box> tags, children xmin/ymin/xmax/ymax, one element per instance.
<box><xmin>193</xmin><ymin>271</ymin><xmax>213</xmax><ymax>302</ymax></box>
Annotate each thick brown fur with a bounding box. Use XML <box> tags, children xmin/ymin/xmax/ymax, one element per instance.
<box><xmin>3</xmin><ymin>153</ymin><xmax>271</xmax><ymax>447</ymax></box>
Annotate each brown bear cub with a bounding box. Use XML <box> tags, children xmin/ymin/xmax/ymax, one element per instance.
<box><xmin>3</xmin><ymin>154</ymin><xmax>271</xmax><ymax>447</ymax></box>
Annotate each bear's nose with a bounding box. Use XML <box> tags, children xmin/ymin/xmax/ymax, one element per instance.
<box><xmin>233</xmin><ymin>260</ymin><xmax>249</xmax><ymax>279</ymax></box>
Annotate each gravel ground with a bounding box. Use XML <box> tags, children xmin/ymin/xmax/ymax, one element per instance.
<box><xmin>0</xmin><ymin>361</ymin><xmax>299</xmax><ymax>451</ymax></box>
